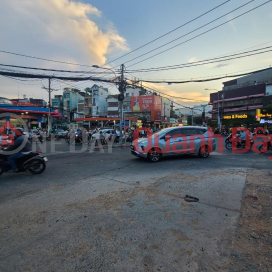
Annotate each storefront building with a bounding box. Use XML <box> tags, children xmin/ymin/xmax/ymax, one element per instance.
<box><xmin>0</xmin><ymin>97</ymin><xmax>61</xmax><ymax>129</ymax></box>
<box><xmin>210</xmin><ymin>70</ymin><xmax>272</xmax><ymax>128</ymax></box>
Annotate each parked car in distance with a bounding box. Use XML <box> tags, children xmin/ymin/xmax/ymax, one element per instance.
<box><xmin>130</xmin><ymin>126</ymin><xmax>216</xmax><ymax>162</ymax></box>
<box><xmin>55</xmin><ymin>129</ymin><xmax>68</xmax><ymax>137</ymax></box>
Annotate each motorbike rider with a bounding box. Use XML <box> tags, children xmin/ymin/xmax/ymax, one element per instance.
<box><xmin>76</xmin><ymin>128</ymin><xmax>83</xmax><ymax>143</ymax></box>
<box><xmin>36</xmin><ymin>128</ymin><xmax>43</xmax><ymax>143</ymax></box>
<box><xmin>4</xmin><ymin>129</ymin><xmax>32</xmax><ymax>173</ymax></box>
<box><xmin>116</xmin><ymin>130</ymin><xmax>120</xmax><ymax>141</ymax></box>
<box><xmin>239</xmin><ymin>129</ymin><xmax>246</xmax><ymax>145</ymax></box>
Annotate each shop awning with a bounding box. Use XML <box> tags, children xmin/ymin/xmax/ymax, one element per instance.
<box><xmin>74</xmin><ymin>117</ymin><xmax>138</xmax><ymax>122</ymax></box>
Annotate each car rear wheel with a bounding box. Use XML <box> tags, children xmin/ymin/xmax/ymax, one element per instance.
<box><xmin>148</xmin><ymin>149</ymin><xmax>162</xmax><ymax>162</ymax></box>
<box><xmin>198</xmin><ymin>146</ymin><xmax>209</xmax><ymax>158</ymax></box>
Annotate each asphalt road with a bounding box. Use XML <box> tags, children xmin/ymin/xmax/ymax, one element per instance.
<box><xmin>0</xmin><ymin>141</ymin><xmax>271</xmax><ymax>271</ymax></box>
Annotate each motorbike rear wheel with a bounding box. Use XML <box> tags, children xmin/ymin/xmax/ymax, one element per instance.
<box><xmin>226</xmin><ymin>142</ymin><xmax>232</xmax><ymax>150</ymax></box>
<box><xmin>27</xmin><ymin>159</ymin><xmax>46</xmax><ymax>174</ymax></box>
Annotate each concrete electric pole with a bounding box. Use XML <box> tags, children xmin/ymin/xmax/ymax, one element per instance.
<box><xmin>118</xmin><ymin>64</ymin><xmax>126</xmax><ymax>144</ymax></box>
<box><xmin>42</xmin><ymin>78</ymin><xmax>58</xmax><ymax>133</ymax></box>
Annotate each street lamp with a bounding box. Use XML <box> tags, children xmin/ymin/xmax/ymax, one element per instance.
<box><xmin>92</xmin><ymin>65</ymin><xmax>117</xmax><ymax>81</ymax></box>
<box><xmin>205</xmin><ymin>88</ymin><xmax>222</xmax><ymax>131</ymax></box>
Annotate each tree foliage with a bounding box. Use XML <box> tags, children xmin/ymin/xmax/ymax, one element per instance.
<box><xmin>187</xmin><ymin>115</ymin><xmax>203</xmax><ymax>125</ymax></box>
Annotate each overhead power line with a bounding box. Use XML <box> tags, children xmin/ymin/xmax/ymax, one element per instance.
<box><xmin>139</xmin><ymin>67</ymin><xmax>272</xmax><ymax>84</ymax></box>
<box><xmin>125</xmin><ymin>46</ymin><xmax>272</xmax><ymax>72</ymax></box>
<box><xmin>136</xmin><ymin>64</ymin><xmax>272</xmax><ymax>81</ymax></box>
<box><xmin>0</xmin><ymin>63</ymin><xmax>119</xmax><ymax>74</ymax></box>
<box><xmin>104</xmin><ymin>0</ymin><xmax>230</xmax><ymax>65</ymax></box>
<box><xmin>141</xmin><ymin>84</ymin><xmax>206</xmax><ymax>110</ymax></box>
<box><xmin>0</xmin><ymin>70</ymin><xmax>116</xmax><ymax>82</ymax></box>
<box><xmin>0</xmin><ymin>50</ymin><xmax>103</xmax><ymax>69</ymax></box>
<box><xmin>125</xmin><ymin>0</ymin><xmax>271</xmax><ymax>68</ymax></box>
<box><xmin>143</xmin><ymin>82</ymin><xmax>208</xmax><ymax>102</ymax></box>
<box><xmin>126</xmin><ymin>76</ymin><xmax>208</xmax><ymax>102</ymax></box>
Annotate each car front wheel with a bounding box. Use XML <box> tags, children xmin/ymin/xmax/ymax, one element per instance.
<box><xmin>198</xmin><ymin>146</ymin><xmax>209</xmax><ymax>158</ymax></box>
<box><xmin>148</xmin><ymin>148</ymin><xmax>162</xmax><ymax>162</ymax></box>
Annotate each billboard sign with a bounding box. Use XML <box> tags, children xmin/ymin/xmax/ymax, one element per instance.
<box><xmin>131</xmin><ymin>96</ymin><xmax>161</xmax><ymax>122</ymax></box>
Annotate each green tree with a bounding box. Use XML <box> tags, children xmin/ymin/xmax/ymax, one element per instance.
<box><xmin>265</xmin><ymin>103</ymin><xmax>272</xmax><ymax>109</ymax></box>
<box><xmin>187</xmin><ymin>115</ymin><xmax>202</xmax><ymax>125</ymax></box>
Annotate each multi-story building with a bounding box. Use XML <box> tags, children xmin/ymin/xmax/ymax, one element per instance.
<box><xmin>161</xmin><ymin>97</ymin><xmax>171</xmax><ymax>124</ymax></box>
<box><xmin>52</xmin><ymin>95</ymin><xmax>63</xmax><ymax>114</ymax></box>
<box><xmin>84</xmin><ymin>95</ymin><xmax>92</xmax><ymax>118</ymax></box>
<box><xmin>107</xmin><ymin>95</ymin><xmax>119</xmax><ymax>117</ymax></box>
<box><xmin>91</xmin><ymin>85</ymin><xmax>108</xmax><ymax>117</ymax></box>
<box><xmin>62</xmin><ymin>88</ymin><xmax>84</xmax><ymax>122</ymax></box>
<box><xmin>209</xmin><ymin>68</ymin><xmax>272</xmax><ymax>128</ymax></box>
<box><xmin>125</xmin><ymin>87</ymin><xmax>141</xmax><ymax>97</ymax></box>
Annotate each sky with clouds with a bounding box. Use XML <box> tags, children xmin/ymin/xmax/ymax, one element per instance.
<box><xmin>0</xmin><ymin>0</ymin><xmax>272</xmax><ymax>107</ymax></box>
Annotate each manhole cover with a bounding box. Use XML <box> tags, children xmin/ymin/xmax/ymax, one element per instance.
<box><xmin>184</xmin><ymin>195</ymin><xmax>199</xmax><ymax>202</ymax></box>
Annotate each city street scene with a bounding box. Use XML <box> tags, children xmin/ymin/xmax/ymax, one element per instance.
<box><xmin>0</xmin><ymin>0</ymin><xmax>272</xmax><ymax>271</ymax></box>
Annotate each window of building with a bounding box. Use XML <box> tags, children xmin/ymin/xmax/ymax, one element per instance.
<box><xmin>250</xmin><ymin>97</ymin><xmax>262</xmax><ymax>104</ymax></box>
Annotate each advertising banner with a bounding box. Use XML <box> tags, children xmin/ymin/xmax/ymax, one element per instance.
<box><xmin>131</xmin><ymin>96</ymin><xmax>161</xmax><ymax>122</ymax></box>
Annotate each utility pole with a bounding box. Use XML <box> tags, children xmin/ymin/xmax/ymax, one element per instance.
<box><xmin>164</xmin><ymin>103</ymin><xmax>166</xmax><ymax>128</ymax></box>
<box><xmin>48</xmin><ymin>78</ymin><xmax>52</xmax><ymax>133</ymax></box>
<box><xmin>221</xmin><ymin>94</ymin><xmax>224</xmax><ymax>131</ymax></box>
<box><xmin>218</xmin><ymin>91</ymin><xmax>220</xmax><ymax>131</ymax></box>
<box><xmin>118</xmin><ymin>64</ymin><xmax>126</xmax><ymax>144</ymax></box>
<box><xmin>42</xmin><ymin>78</ymin><xmax>58</xmax><ymax>133</ymax></box>
<box><xmin>191</xmin><ymin>108</ymin><xmax>194</xmax><ymax>125</ymax></box>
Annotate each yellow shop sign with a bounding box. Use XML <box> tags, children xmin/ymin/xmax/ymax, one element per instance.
<box><xmin>223</xmin><ymin>114</ymin><xmax>248</xmax><ymax>119</ymax></box>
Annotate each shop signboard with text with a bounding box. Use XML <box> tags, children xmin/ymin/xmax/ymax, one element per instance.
<box><xmin>256</xmin><ymin>109</ymin><xmax>272</xmax><ymax>121</ymax></box>
<box><xmin>223</xmin><ymin>114</ymin><xmax>248</xmax><ymax>119</ymax></box>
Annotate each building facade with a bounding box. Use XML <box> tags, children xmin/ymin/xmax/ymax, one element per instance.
<box><xmin>62</xmin><ymin>89</ymin><xmax>84</xmax><ymax>122</ymax></box>
<box><xmin>107</xmin><ymin>95</ymin><xmax>119</xmax><ymax>117</ymax></box>
<box><xmin>210</xmin><ymin>68</ymin><xmax>272</xmax><ymax>128</ymax></box>
<box><xmin>0</xmin><ymin>97</ymin><xmax>61</xmax><ymax>129</ymax></box>
<box><xmin>91</xmin><ymin>85</ymin><xmax>108</xmax><ymax>117</ymax></box>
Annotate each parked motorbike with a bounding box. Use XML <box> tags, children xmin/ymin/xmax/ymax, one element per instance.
<box><xmin>0</xmin><ymin>151</ymin><xmax>47</xmax><ymax>175</ymax></box>
<box><xmin>226</xmin><ymin>136</ymin><xmax>254</xmax><ymax>150</ymax></box>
